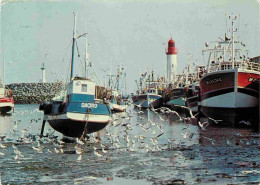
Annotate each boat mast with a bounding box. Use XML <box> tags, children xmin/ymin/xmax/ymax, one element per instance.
<box><xmin>85</xmin><ymin>37</ymin><xmax>88</xmax><ymax>78</ymax></box>
<box><xmin>70</xmin><ymin>13</ymin><xmax>77</xmax><ymax>81</ymax></box>
<box><xmin>148</xmin><ymin>69</ymin><xmax>150</xmax><ymax>93</ymax></box>
<box><xmin>231</xmin><ymin>15</ymin><xmax>237</xmax><ymax>69</ymax></box>
<box><xmin>116</xmin><ymin>65</ymin><xmax>120</xmax><ymax>92</ymax></box>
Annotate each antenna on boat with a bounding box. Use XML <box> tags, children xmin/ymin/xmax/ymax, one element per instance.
<box><xmin>230</xmin><ymin>14</ymin><xmax>238</xmax><ymax>69</ymax></box>
<box><xmin>70</xmin><ymin>12</ymin><xmax>77</xmax><ymax>81</ymax></box>
<box><xmin>85</xmin><ymin>36</ymin><xmax>89</xmax><ymax>78</ymax></box>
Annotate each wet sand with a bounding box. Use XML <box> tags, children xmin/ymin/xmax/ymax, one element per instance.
<box><xmin>0</xmin><ymin>104</ymin><xmax>259</xmax><ymax>184</ymax></box>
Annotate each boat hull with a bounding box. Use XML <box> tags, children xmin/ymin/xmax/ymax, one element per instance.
<box><xmin>164</xmin><ymin>88</ymin><xmax>187</xmax><ymax>110</ymax></box>
<box><xmin>0</xmin><ymin>98</ymin><xmax>14</xmax><ymax>114</ymax></box>
<box><xmin>186</xmin><ymin>96</ymin><xmax>198</xmax><ymax>113</ymax></box>
<box><xmin>41</xmin><ymin>100</ymin><xmax>111</xmax><ymax>138</ymax></box>
<box><xmin>200</xmin><ymin>69</ymin><xmax>259</xmax><ymax>126</ymax></box>
<box><xmin>110</xmin><ymin>99</ymin><xmax>127</xmax><ymax>112</ymax></box>
<box><xmin>150</xmin><ymin>97</ymin><xmax>163</xmax><ymax>109</ymax></box>
<box><xmin>46</xmin><ymin>113</ymin><xmax>109</xmax><ymax>137</ymax></box>
<box><xmin>201</xmin><ymin>106</ymin><xmax>259</xmax><ymax>127</ymax></box>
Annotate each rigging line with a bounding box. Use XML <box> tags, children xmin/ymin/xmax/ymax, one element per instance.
<box><xmin>75</xmin><ymin>40</ymin><xmax>81</xmax><ymax>57</ymax></box>
<box><xmin>57</xmin><ymin>39</ymin><xmax>73</xmax><ymax>81</ymax></box>
<box><xmin>238</xmin><ymin>14</ymin><xmax>240</xmax><ymax>39</ymax></box>
<box><xmin>225</xmin><ymin>13</ymin><xmax>227</xmax><ymax>36</ymax></box>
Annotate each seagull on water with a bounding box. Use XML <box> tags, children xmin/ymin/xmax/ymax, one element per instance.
<box><xmin>94</xmin><ymin>150</ymin><xmax>103</xmax><ymax>157</ymax></box>
<box><xmin>0</xmin><ymin>143</ymin><xmax>7</xmax><ymax>148</ymax></box>
<box><xmin>77</xmin><ymin>155</ymin><xmax>82</xmax><ymax>161</ymax></box>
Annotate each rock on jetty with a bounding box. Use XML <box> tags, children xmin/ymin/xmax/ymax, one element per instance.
<box><xmin>6</xmin><ymin>82</ymin><xmax>64</xmax><ymax>104</ymax></box>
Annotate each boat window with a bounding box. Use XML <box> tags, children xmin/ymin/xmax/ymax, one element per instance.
<box><xmin>81</xmin><ymin>84</ymin><xmax>88</xmax><ymax>92</ymax></box>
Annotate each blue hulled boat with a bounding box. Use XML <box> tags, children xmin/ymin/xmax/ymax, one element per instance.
<box><xmin>39</xmin><ymin>13</ymin><xmax>111</xmax><ymax>138</ymax></box>
<box><xmin>132</xmin><ymin>71</ymin><xmax>162</xmax><ymax>109</ymax></box>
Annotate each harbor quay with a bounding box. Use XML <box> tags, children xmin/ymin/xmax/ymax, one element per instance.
<box><xmin>5</xmin><ymin>82</ymin><xmax>63</xmax><ymax>104</ymax></box>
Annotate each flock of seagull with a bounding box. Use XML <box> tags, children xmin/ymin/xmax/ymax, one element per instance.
<box><xmin>0</xmin><ymin>105</ymin><xmax>258</xmax><ymax>164</ymax></box>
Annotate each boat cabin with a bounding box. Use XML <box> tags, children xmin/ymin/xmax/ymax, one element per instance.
<box><xmin>66</xmin><ymin>77</ymin><xmax>96</xmax><ymax>103</ymax></box>
<box><xmin>148</xmin><ymin>88</ymin><xmax>158</xmax><ymax>95</ymax></box>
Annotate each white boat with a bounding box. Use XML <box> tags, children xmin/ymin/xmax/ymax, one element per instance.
<box><xmin>199</xmin><ymin>15</ymin><xmax>260</xmax><ymax>126</ymax></box>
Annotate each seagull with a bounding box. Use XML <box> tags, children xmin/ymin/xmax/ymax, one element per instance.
<box><xmin>239</xmin><ymin>120</ymin><xmax>251</xmax><ymax>126</ymax></box>
<box><xmin>169</xmin><ymin>110</ymin><xmax>183</xmax><ymax>121</ymax></box>
<box><xmin>0</xmin><ymin>136</ymin><xmax>6</xmax><ymax>141</ymax></box>
<box><xmin>129</xmin><ymin>147</ymin><xmax>134</xmax><ymax>152</ymax></box>
<box><xmin>75</xmin><ymin>145</ymin><xmax>83</xmax><ymax>155</ymax></box>
<box><xmin>14</xmin><ymin>149</ymin><xmax>24</xmax><ymax>157</ymax></box>
<box><xmin>76</xmin><ymin>138</ymin><xmax>84</xmax><ymax>145</ymax></box>
<box><xmin>102</xmin><ymin>147</ymin><xmax>107</xmax><ymax>154</ymax></box>
<box><xmin>226</xmin><ymin>138</ymin><xmax>232</xmax><ymax>146</ymax></box>
<box><xmin>0</xmin><ymin>143</ymin><xmax>7</xmax><ymax>148</ymax></box>
<box><xmin>158</xmin><ymin>114</ymin><xmax>164</xmax><ymax>121</ymax></box>
<box><xmin>12</xmin><ymin>144</ymin><xmax>18</xmax><ymax>150</ymax></box>
<box><xmin>94</xmin><ymin>150</ymin><xmax>103</xmax><ymax>157</ymax></box>
<box><xmin>198</xmin><ymin>121</ymin><xmax>209</xmax><ymax>130</ymax></box>
<box><xmin>208</xmin><ymin>117</ymin><xmax>221</xmax><ymax>124</ymax></box>
<box><xmin>32</xmin><ymin>146</ymin><xmax>43</xmax><ymax>153</ymax></box>
<box><xmin>54</xmin><ymin>148</ymin><xmax>60</xmax><ymax>153</ymax></box>
<box><xmin>77</xmin><ymin>155</ymin><xmax>82</xmax><ymax>161</ymax></box>
<box><xmin>181</xmin><ymin>131</ymin><xmax>188</xmax><ymax>139</ymax></box>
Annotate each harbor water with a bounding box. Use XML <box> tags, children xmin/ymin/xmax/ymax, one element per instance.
<box><xmin>0</xmin><ymin>104</ymin><xmax>259</xmax><ymax>184</ymax></box>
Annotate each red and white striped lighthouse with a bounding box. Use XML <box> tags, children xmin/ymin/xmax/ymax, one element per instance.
<box><xmin>166</xmin><ymin>38</ymin><xmax>177</xmax><ymax>83</ymax></box>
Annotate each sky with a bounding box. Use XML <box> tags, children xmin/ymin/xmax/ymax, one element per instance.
<box><xmin>0</xmin><ymin>0</ymin><xmax>259</xmax><ymax>93</ymax></box>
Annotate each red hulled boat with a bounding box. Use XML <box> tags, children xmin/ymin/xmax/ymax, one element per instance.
<box><xmin>0</xmin><ymin>84</ymin><xmax>14</xmax><ymax>114</ymax></box>
<box><xmin>199</xmin><ymin>15</ymin><xmax>260</xmax><ymax>126</ymax></box>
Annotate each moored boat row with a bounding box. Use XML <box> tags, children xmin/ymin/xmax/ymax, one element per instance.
<box><xmin>132</xmin><ymin>15</ymin><xmax>259</xmax><ymax>128</ymax></box>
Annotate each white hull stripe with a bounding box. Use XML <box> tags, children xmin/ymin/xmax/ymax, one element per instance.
<box><xmin>201</xmin><ymin>92</ymin><xmax>258</xmax><ymax>108</ymax></box>
<box><xmin>45</xmin><ymin>112</ymin><xmax>111</xmax><ymax>123</ymax></box>
<box><xmin>0</xmin><ymin>102</ymin><xmax>14</xmax><ymax>108</ymax></box>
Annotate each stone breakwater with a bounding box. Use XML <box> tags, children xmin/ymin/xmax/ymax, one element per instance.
<box><xmin>6</xmin><ymin>83</ymin><xmax>63</xmax><ymax>104</ymax></box>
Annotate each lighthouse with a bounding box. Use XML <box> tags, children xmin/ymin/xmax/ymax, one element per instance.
<box><xmin>166</xmin><ymin>38</ymin><xmax>177</xmax><ymax>84</ymax></box>
<box><xmin>41</xmin><ymin>63</ymin><xmax>46</xmax><ymax>83</ymax></box>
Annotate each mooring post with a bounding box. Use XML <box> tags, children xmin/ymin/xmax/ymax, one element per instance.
<box><xmin>97</xmin><ymin>131</ymin><xmax>101</xmax><ymax>143</ymax></box>
<box><xmin>40</xmin><ymin>120</ymin><xmax>46</xmax><ymax>138</ymax></box>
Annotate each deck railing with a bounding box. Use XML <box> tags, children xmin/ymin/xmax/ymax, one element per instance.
<box><xmin>214</xmin><ymin>61</ymin><xmax>260</xmax><ymax>72</ymax></box>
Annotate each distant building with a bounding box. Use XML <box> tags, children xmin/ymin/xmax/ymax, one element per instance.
<box><xmin>41</xmin><ymin>63</ymin><xmax>46</xmax><ymax>83</ymax></box>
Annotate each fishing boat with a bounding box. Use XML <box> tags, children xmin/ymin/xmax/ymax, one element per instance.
<box><xmin>132</xmin><ymin>71</ymin><xmax>161</xmax><ymax>109</ymax></box>
<box><xmin>185</xmin><ymin>66</ymin><xmax>206</xmax><ymax>113</ymax></box>
<box><xmin>199</xmin><ymin>15</ymin><xmax>260</xmax><ymax>126</ymax></box>
<box><xmin>0</xmin><ymin>84</ymin><xmax>14</xmax><ymax>114</ymax></box>
<box><xmin>39</xmin><ymin>13</ymin><xmax>111</xmax><ymax>138</ymax></box>
<box><xmin>164</xmin><ymin>59</ymin><xmax>202</xmax><ymax>111</ymax></box>
<box><xmin>108</xmin><ymin>66</ymin><xmax>128</xmax><ymax>112</ymax></box>
<box><xmin>185</xmin><ymin>83</ymin><xmax>199</xmax><ymax>113</ymax></box>
<box><xmin>109</xmin><ymin>90</ymin><xmax>127</xmax><ymax>112</ymax></box>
